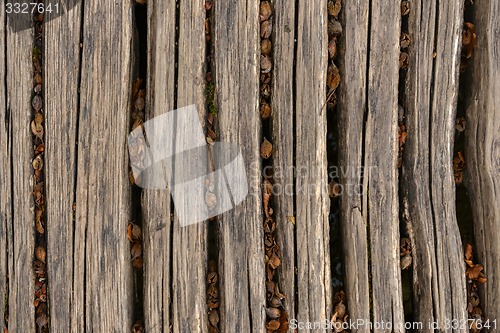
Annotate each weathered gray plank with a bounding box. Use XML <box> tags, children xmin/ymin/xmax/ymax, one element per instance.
<box><xmin>365</xmin><ymin>1</ymin><xmax>405</xmax><ymax>331</ymax></box>
<box><xmin>402</xmin><ymin>0</ymin><xmax>439</xmax><ymax>328</ymax></box>
<box><xmin>0</xmin><ymin>7</ymin><xmax>9</xmax><ymax>333</ymax></box>
<box><xmin>171</xmin><ymin>0</ymin><xmax>208</xmax><ymax>332</ymax></box>
<box><xmin>44</xmin><ymin>3</ymin><xmax>82</xmax><ymax>331</ymax></box>
<box><xmin>295</xmin><ymin>0</ymin><xmax>332</xmax><ymax>329</ymax></box>
<box><xmin>214</xmin><ymin>0</ymin><xmax>267</xmax><ymax>331</ymax></box>
<box><xmin>141</xmin><ymin>0</ymin><xmax>176</xmax><ymax>330</ymax></box>
<box><xmin>337</xmin><ymin>0</ymin><xmax>371</xmax><ymax>330</ymax></box>
<box><xmin>466</xmin><ymin>0</ymin><xmax>500</xmax><ymax>324</ymax></box>
<box><xmin>271</xmin><ymin>0</ymin><xmax>297</xmax><ymax>323</ymax></box>
<box><xmin>75</xmin><ymin>1</ymin><xmax>134</xmax><ymax>330</ymax></box>
<box><xmin>403</xmin><ymin>0</ymin><xmax>468</xmax><ymax>330</ymax></box>
<box><xmin>429</xmin><ymin>1</ymin><xmax>468</xmax><ymax>329</ymax></box>
<box><xmin>6</xmin><ymin>12</ymin><xmax>36</xmax><ymax>333</ymax></box>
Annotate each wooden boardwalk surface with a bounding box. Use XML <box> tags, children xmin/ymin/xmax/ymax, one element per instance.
<box><xmin>0</xmin><ymin>0</ymin><xmax>498</xmax><ymax>332</ymax></box>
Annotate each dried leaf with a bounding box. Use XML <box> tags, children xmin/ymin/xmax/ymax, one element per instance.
<box><xmin>260</xmin><ymin>1</ymin><xmax>273</xmax><ymax>22</ymax></box>
<box><xmin>261</xmin><ymin>138</ymin><xmax>273</xmax><ymax>159</ymax></box>
<box><xmin>260</xmin><ymin>102</ymin><xmax>271</xmax><ymax>119</ymax></box>
<box><xmin>328</xmin><ymin>0</ymin><xmax>342</xmax><ymax>18</ymax></box>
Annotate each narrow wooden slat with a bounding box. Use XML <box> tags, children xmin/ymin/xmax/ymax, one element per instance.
<box><xmin>295</xmin><ymin>0</ymin><xmax>332</xmax><ymax>328</ymax></box>
<box><xmin>141</xmin><ymin>0</ymin><xmax>176</xmax><ymax>330</ymax></box>
<box><xmin>44</xmin><ymin>3</ymin><xmax>82</xmax><ymax>331</ymax></box>
<box><xmin>337</xmin><ymin>0</ymin><xmax>371</xmax><ymax>330</ymax></box>
<box><xmin>402</xmin><ymin>0</ymin><xmax>439</xmax><ymax>327</ymax></box>
<box><xmin>75</xmin><ymin>1</ymin><xmax>134</xmax><ymax>330</ymax></box>
<box><xmin>365</xmin><ymin>1</ymin><xmax>405</xmax><ymax>331</ymax></box>
<box><xmin>430</xmin><ymin>1</ymin><xmax>468</xmax><ymax>329</ymax></box>
<box><xmin>5</xmin><ymin>13</ymin><xmax>36</xmax><ymax>332</ymax></box>
<box><xmin>0</xmin><ymin>8</ymin><xmax>9</xmax><ymax>333</ymax></box>
<box><xmin>271</xmin><ymin>0</ymin><xmax>297</xmax><ymax>322</ymax></box>
<box><xmin>214</xmin><ymin>0</ymin><xmax>266</xmax><ymax>331</ymax></box>
<box><xmin>171</xmin><ymin>0</ymin><xmax>208</xmax><ymax>332</ymax></box>
<box><xmin>403</xmin><ymin>0</ymin><xmax>468</xmax><ymax>330</ymax></box>
<box><xmin>466</xmin><ymin>0</ymin><xmax>500</xmax><ymax>323</ymax></box>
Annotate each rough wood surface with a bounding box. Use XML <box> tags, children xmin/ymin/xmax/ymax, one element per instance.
<box><xmin>141</xmin><ymin>0</ymin><xmax>176</xmax><ymax>330</ymax></box>
<box><xmin>44</xmin><ymin>3</ymin><xmax>82</xmax><ymax>331</ymax></box>
<box><xmin>337</xmin><ymin>1</ymin><xmax>371</xmax><ymax>330</ymax></box>
<box><xmin>403</xmin><ymin>0</ymin><xmax>468</xmax><ymax>330</ymax></box>
<box><xmin>214</xmin><ymin>0</ymin><xmax>267</xmax><ymax>331</ymax></box>
<box><xmin>466</xmin><ymin>0</ymin><xmax>500</xmax><ymax>325</ymax></box>
<box><xmin>402</xmin><ymin>0</ymin><xmax>439</xmax><ymax>328</ymax></box>
<box><xmin>5</xmin><ymin>13</ymin><xmax>36</xmax><ymax>332</ymax></box>
<box><xmin>74</xmin><ymin>1</ymin><xmax>134</xmax><ymax>330</ymax></box>
<box><xmin>365</xmin><ymin>1</ymin><xmax>405</xmax><ymax>331</ymax></box>
<box><xmin>0</xmin><ymin>8</ymin><xmax>9</xmax><ymax>333</ymax></box>
<box><xmin>171</xmin><ymin>0</ymin><xmax>208</xmax><ymax>332</ymax></box>
<box><xmin>271</xmin><ymin>0</ymin><xmax>297</xmax><ymax>323</ymax></box>
<box><xmin>295</xmin><ymin>0</ymin><xmax>332</xmax><ymax>329</ymax></box>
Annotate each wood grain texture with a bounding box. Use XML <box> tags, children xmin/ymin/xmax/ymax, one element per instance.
<box><xmin>44</xmin><ymin>3</ymin><xmax>82</xmax><ymax>331</ymax></box>
<box><xmin>466</xmin><ymin>0</ymin><xmax>500</xmax><ymax>325</ymax></box>
<box><xmin>271</xmin><ymin>0</ymin><xmax>297</xmax><ymax>323</ymax></box>
<box><xmin>403</xmin><ymin>0</ymin><xmax>468</xmax><ymax>330</ymax></box>
<box><xmin>5</xmin><ymin>13</ymin><xmax>36</xmax><ymax>333</ymax></box>
<box><xmin>141</xmin><ymin>0</ymin><xmax>176</xmax><ymax>330</ymax></box>
<box><xmin>0</xmin><ymin>8</ymin><xmax>9</xmax><ymax>333</ymax></box>
<box><xmin>429</xmin><ymin>1</ymin><xmax>468</xmax><ymax>330</ymax></box>
<box><xmin>365</xmin><ymin>1</ymin><xmax>405</xmax><ymax>331</ymax></box>
<box><xmin>402</xmin><ymin>0</ymin><xmax>439</xmax><ymax>329</ymax></box>
<box><xmin>171</xmin><ymin>0</ymin><xmax>208</xmax><ymax>332</ymax></box>
<box><xmin>295</xmin><ymin>0</ymin><xmax>332</xmax><ymax>329</ymax></box>
<box><xmin>214</xmin><ymin>0</ymin><xmax>267</xmax><ymax>331</ymax></box>
<box><xmin>74</xmin><ymin>0</ymin><xmax>134</xmax><ymax>330</ymax></box>
<box><xmin>337</xmin><ymin>0</ymin><xmax>371</xmax><ymax>330</ymax></box>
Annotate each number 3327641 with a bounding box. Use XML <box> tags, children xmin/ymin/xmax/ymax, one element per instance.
<box><xmin>5</xmin><ymin>3</ymin><xmax>60</xmax><ymax>14</ymax></box>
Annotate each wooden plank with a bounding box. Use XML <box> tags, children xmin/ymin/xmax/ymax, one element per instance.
<box><xmin>74</xmin><ymin>1</ymin><xmax>134</xmax><ymax>330</ymax></box>
<box><xmin>171</xmin><ymin>0</ymin><xmax>208</xmax><ymax>332</ymax></box>
<box><xmin>403</xmin><ymin>0</ymin><xmax>468</xmax><ymax>330</ymax></box>
<box><xmin>0</xmin><ymin>8</ymin><xmax>9</xmax><ymax>333</ymax></box>
<box><xmin>466</xmin><ymin>0</ymin><xmax>500</xmax><ymax>323</ymax></box>
<box><xmin>214</xmin><ymin>0</ymin><xmax>267</xmax><ymax>331</ymax></box>
<box><xmin>5</xmin><ymin>12</ymin><xmax>36</xmax><ymax>333</ymax></box>
<box><xmin>364</xmin><ymin>1</ymin><xmax>405</xmax><ymax>331</ymax></box>
<box><xmin>429</xmin><ymin>1</ymin><xmax>468</xmax><ymax>329</ymax></box>
<box><xmin>295</xmin><ymin>0</ymin><xmax>332</xmax><ymax>328</ymax></box>
<box><xmin>271</xmin><ymin>0</ymin><xmax>297</xmax><ymax>322</ymax></box>
<box><xmin>402</xmin><ymin>0</ymin><xmax>439</xmax><ymax>328</ymax></box>
<box><xmin>141</xmin><ymin>0</ymin><xmax>176</xmax><ymax>330</ymax></box>
<box><xmin>44</xmin><ymin>3</ymin><xmax>82</xmax><ymax>331</ymax></box>
<box><xmin>337</xmin><ymin>0</ymin><xmax>371</xmax><ymax>330</ymax></box>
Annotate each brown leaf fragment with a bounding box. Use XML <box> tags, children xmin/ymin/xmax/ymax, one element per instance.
<box><xmin>261</xmin><ymin>138</ymin><xmax>273</xmax><ymax>159</ymax></box>
<box><xmin>261</xmin><ymin>20</ymin><xmax>273</xmax><ymax>39</ymax></box>
<box><xmin>261</xmin><ymin>38</ymin><xmax>272</xmax><ymax>56</ymax></box>
<box><xmin>328</xmin><ymin>19</ymin><xmax>342</xmax><ymax>36</ymax></box>
<box><xmin>266</xmin><ymin>307</ymin><xmax>281</xmax><ymax>319</ymax></box>
<box><xmin>127</xmin><ymin>223</ymin><xmax>142</xmax><ymax>242</ymax></box>
<box><xmin>32</xmin><ymin>95</ymin><xmax>42</xmax><ymax>111</ymax></box>
<box><xmin>400</xmin><ymin>52</ymin><xmax>409</xmax><ymax>69</ymax></box>
<box><xmin>260</xmin><ymin>102</ymin><xmax>271</xmax><ymax>119</ymax></box>
<box><xmin>327</xmin><ymin>63</ymin><xmax>341</xmax><ymax>92</ymax></box>
<box><xmin>260</xmin><ymin>55</ymin><xmax>273</xmax><ymax>73</ymax></box>
<box><xmin>131</xmin><ymin>243</ymin><xmax>142</xmax><ymax>261</ymax></box>
<box><xmin>401</xmin><ymin>1</ymin><xmax>410</xmax><ymax>15</ymax></box>
<box><xmin>400</xmin><ymin>32</ymin><xmax>411</xmax><ymax>48</ymax></box>
<box><xmin>328</xmin><ymin>36</ymin><xmax>338</xmax><ymax>59</ymax></box>
<box><xmin>266</xmin><ymin>320</ymin><xmax>281</xmax><ymax>331</ymax></box>
<box><xmin>328</xmin><ymin>0</ymin><xmax>342</xmax><ymax>18</ymax></box>
<box><xmin>466</xmin><ymin>264</ymin><xmax>484</xmax><ymax>280</ymax></box>
<box><xmin>260</xmin><ymin>1</ymin><xmax>273</xmax><ymax>22</ymax></box>
<box><xmin>401</xmin><ymin>254</ymin><xmax>412</xmax><ymax>270</ymax></box>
